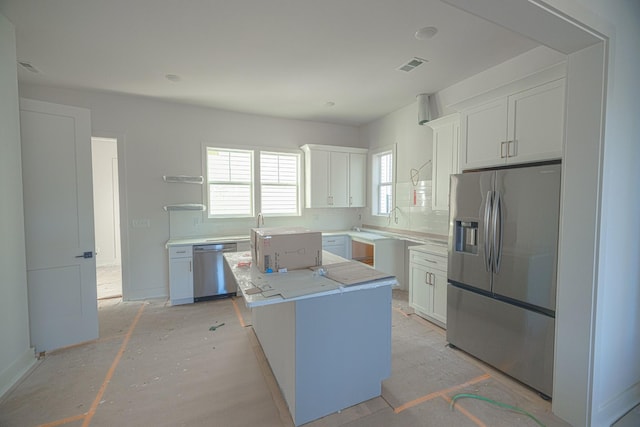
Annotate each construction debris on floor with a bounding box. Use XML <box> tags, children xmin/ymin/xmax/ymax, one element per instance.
<box><xmin>0</xmin><ymin>291</ymin><xmax>572</xmax><ymax>427</ymax></box>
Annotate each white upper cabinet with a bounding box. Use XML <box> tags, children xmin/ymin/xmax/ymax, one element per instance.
<box><xmin>348</xmin><ymin>152</ymin><xmax>366</xmax><ymax>207</ymax></box>
<box><xmin>507</xmin><ymin>79</ymin><xmax>566</xmax><ymax>163</ymax></box>
<box><xmin>329</xmin><ymin>151</ymin><xmax>349</xmax><ymax>207</ymax></box>
<box><xmin>305</xmin><ymin>148</ymin><xmax>331</xmax><ymax>208</ymax></box>
<box><xmin>460</xmin><ymin>78</ymin><xmax>565</xmax><ymax>170</ymax></box>
<box><xmin>427</xmin><ymin>113</ymin><xmax>460</xmax><ymax>211</ymax></box>
<box><xmin>301</xmin><ymin>144</ymin><xmax>368</xmax><ymax>208</ymax></box>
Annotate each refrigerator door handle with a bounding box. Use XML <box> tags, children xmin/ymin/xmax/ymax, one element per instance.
<box><xmin>483</xmin><ymin>190</ymin><xmax>494</xmax><ymax>272</ymax></box>
<box><xmin>492</xmin><ymin>191</ymin><xmax>504</xmax><ymax>273</ymax></box>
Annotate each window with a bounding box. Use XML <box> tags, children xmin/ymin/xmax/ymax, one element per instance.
<box><xmin>374</xmin><ymin>150</ymin><xmax>393</xmax><ymax>215</ymax></box>
<box><xmin>260</xmin><ymin>152</ymin><xmax>300</xmax><ymax>216</ymax></box>
<box><xmin>206</xmin><ymin>148</ymin><xmax>253</xmax><ymax>217</ymax></box>
<box><xmin>206</xmin><ymin>147</ymin><xmax>301</xmax><ymax>218</ymax></box>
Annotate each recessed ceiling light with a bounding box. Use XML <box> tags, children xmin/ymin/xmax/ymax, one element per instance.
<box><xmin>165</xmin><ymin>74</ymin><xmax>181</xmax><ymax>82</ymax></box>
<box><xmin>415</xmin><ymin>26</ymin><xmax>438</xmax><ymax>40</ymax></box>
<box><xmin>18</xmin><ymin>61</ymin><xmax>41</xmax><ymax>73</ymax></box>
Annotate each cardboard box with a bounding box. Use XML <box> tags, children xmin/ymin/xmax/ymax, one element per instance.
<box><xmin>251</xmin><ymin>226</ymin><xmax>322</xmax><ymax>272</ymax></box>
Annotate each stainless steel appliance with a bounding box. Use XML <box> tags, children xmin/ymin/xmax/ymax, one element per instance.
<box><xmin>447</xmin><ymin>162</ymin><xmax>561</xmax><ymax>397</ymax></box>
<box><xmin>193</xmin><ymin>243</ymin><xmax>237</xmax><ymax>301</ymax></box>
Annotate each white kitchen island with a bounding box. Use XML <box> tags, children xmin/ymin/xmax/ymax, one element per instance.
<box><xmin>224</xmin><ymin>251</ymin><xmax>395</xmax><ymax>426</ymax></box>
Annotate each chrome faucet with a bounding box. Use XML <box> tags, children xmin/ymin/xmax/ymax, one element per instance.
<box><xmin>256</xmin><ymin>212</ymin><xmax>264</xmax><ymax>228</ymax></box>
<box><xmin>387</xmin><ymin>206</ymin><xmax>401</xmax><ymax>225</ymax></box>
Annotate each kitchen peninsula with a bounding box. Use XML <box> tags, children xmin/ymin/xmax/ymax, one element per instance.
<box><xmin>225</xmin><ymin>250</ymin><xmax>396</xmax><ymax>426</ymax></box>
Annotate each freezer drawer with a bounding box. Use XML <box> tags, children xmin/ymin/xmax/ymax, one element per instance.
<box><xmin>446</xmin><ymin>284</ymin><xmax>554</xmax><ymax>397</ymax></box>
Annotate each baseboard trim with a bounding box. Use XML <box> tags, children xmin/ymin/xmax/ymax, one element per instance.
<box><xmin>0</xmin><ymin>347</ymin><xmax>37</xmax><ymax>401</ymax></box>
<box><xmin>595</xmin><ymin>381</ymin><xmax>640</xmax><ymax>426</ymax></box>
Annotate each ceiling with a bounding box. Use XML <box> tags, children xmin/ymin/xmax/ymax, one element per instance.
<box><xmin>0</xmin><ymin>0</ymin><xmax>539</xmax><ymax>126</ymax></box>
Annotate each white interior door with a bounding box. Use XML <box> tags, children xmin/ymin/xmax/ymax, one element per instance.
<box><xmin>20</xmin><ymin>98</ymin><xmax>98</xmax><ymax>353</ymax></box>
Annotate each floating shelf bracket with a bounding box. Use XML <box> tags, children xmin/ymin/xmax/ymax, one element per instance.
<box><xmin>163</xmin><ymin>175</ymin><xmax>204</xmax><ymax>184</ymax></box>
<box><xmin>163</xmin><ymin>204</ymin><xmax>206</xmax><ymax>211</ymax></box>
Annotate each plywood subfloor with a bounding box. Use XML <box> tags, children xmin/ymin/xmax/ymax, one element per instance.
<box><xmin>0</xmin><ymin>291</ymin><xmax>572</xmax><ymax>427</ymax></box>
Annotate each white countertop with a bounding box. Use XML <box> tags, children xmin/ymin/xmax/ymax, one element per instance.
<box><xmin>165</xmin><ymin>229</ymin><xmax>448</xmax><ymax>248</ymax></box>
<box><xmin>409</xmin><ymin>241</ymin><xmax>448</xmax><ymax>256</ymax></box>
<box><xmin>225</xmin><ymin>250</ymin><xmax>397</xmax><ymax>308</ymax></box>
<box><xmin>166</xmin><ymin>235</ymin><xmax>250</xmax><ymax>247</ymax></box>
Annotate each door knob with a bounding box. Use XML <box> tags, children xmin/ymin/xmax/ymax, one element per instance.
<box><xmin>75</xmin><ymin>251</ymin><xmax>93</xmax><ymax>259</ymax></box>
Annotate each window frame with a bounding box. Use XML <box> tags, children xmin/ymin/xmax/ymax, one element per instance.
<box><xmin>371</xmin><ymin>145</ymin><xmax>396</xmax><ymax>217</ymax></box>
<box><xmin>205</xmin><ymin>147</ymin><xmax>255</xmax><ymax>218</ymax></box>
<box><xmin>259</xmin><ymin>150</ymin><xmax>302</xmax><ymax>217</ymax></box>
<box><xmin>203</xmin><ymin>145</ymin><xmax>302</xmax><ymax>219</ymax></box>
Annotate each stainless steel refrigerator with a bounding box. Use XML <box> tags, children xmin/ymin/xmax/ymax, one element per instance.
<box><xmin>447</xmin><ymin>162</ymin><xmax>561</xmax><ymax>397</ymax></box>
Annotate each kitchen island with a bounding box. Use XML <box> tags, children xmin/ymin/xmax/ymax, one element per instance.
<box><xmin>224</xmin><ymin>251</ymin><xmax>396</xmax><ymax>426</ymax></box>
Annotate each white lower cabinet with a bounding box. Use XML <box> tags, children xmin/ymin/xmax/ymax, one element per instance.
<box><xmin>408</xmin><ymin>245</ymin><xmax>447</xmax><ymax>327</ymax></box>
<box><xmin>168</xmin><ymin>245</ymin><xmax>194</xmax><ymax>305</ymax></box>
<box><xmin>322</xmin><ymin>234</ymin><xmax>351</xmax><ymax>259</ymax></box>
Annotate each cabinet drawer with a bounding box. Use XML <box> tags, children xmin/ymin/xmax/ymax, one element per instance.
<box><xmin>169</xmin><ymin>245</ymin><xmax>192</xmax><ymax>259</ymax></box>
<box><xmin>410</xmin><ymin>252</ymin><xmax>447</xmax><ymax>271</ymax></box>
<box><xmin>322</xmin><ymin>235</ymin><xmax>348</xmax><ymax>246</ymax></box>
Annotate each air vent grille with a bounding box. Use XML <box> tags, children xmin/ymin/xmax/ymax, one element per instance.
<box><xmin>397</xmin><ymin>57</ymin><xmax>428</xmax><ymax>72</ymax></box>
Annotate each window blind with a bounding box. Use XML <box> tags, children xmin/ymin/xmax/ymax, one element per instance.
<box><xmin>377</xmin><ymin>151</ymin><xmax>393</xmax><ymax>215</ymax></box>
<box><xmin>207</xmin><ymin>148</ymin><xmax>253</xmax><ymax>216</ymax></box>
<box><xmin>260</xmin><ymin>152</ymin><xmax>299</xmax><ymax>215</ymax></box>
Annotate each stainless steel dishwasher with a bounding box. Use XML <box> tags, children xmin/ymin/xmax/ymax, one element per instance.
<box><xmin>193</xmin><ymin>242</ymin><xmax>237</xmax><ymax>301</ymax></box>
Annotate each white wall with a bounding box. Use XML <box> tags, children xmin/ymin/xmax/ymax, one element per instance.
<box><xmin>0</xmin><ymin>13</ymin><xmax>34</xmax><ymax>398</ymax></box>
<box><xmin>359</xmin><ymin>102</ymin><xmax>449</xmax><ymax>236</ymax></box>
<box><xmin>17</xmin><ymin>84</ymin><xmax>363</xmax><ymax>300</ymax></box>
<box><xmin>564</xmin><ymin>1</ymin><xmax>640</xmax><ymax>425</ymax></box>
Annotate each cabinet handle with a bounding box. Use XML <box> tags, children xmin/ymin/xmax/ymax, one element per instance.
<box><xmin>500</xmin><ymin>141</ymin><xmax>508</xmax><ymax>158</ymax></box>
<box><xmin>189</xmin><ymin>260</ymin><xmax>192</xmax><ymax>272</ymax></box>
<box><xmin>423</xmin><ymin>258</ymin><xmax>437</xmax><ymax>263</ymax></box>
<box><xmin>425</xmin><ymin>272</ymin><xmax>430</xmax><ymax>285</ymax></box>
<box><xmin>349</xmin><ymin>196</ymin><xmax>353</xmax><ymax>206</ymax></box>
<box><xmin>508</xmin><ymin>140</ymin><xmax>516</xmax><ymax>157</ymax></box>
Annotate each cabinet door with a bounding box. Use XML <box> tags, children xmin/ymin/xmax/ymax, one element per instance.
<box><xmin>169</xmin><ymin>257</ymin><xmax>193</xmax><ymax>305</ymax></box>
<box><xmin>431</xmin><ymin>269</ymin><xmax>447</xmax><ymax>326</ymax></box>
<box><xmin>409</xmin><ymin>263</ymin><xmax>432</xmax><ymax>316</ymax></box>
<box><xmin>507</xmin><ymin>79</ymin><xmax>565</xmax><ymax>163</ymax></box>
<box><xmin>348</xmin><ymin>153</ymin><xmax>366</xmax><ymax>207</ymax></box>
<box><xmin>306</xmin><ymin>149</ymin><xmax>330</xmax><ymax>208</ymax></box>
<box><xmin>329</xmin><ymin>151</ymin><xmax>349</xmax><ymax>207</ymax></box>
<box><xmin>461</xmin><ymin>98</ymin><xmax>508</xmax><ymax>170</ymax></box>
<box><xmin>431</xmin><ymin>119</ymin><xmax>459</xmax><ymax>211</ymax></box>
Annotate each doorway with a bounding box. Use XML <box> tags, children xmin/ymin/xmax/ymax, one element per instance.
<box><xmin>91</xmin><ymin>137</ymin><xmax>122</xmax><ymax>300</ymax></box>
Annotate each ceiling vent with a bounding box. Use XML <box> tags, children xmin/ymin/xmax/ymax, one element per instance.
<box><xmin>398</xmin><ymin>57</ymin><xmax>427</xmax><ymax>72</ymax></box>
<box><xmin>18</xmin><ymin>61</ymin><xmax>40</xmax><ymax>73</ymax></box>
